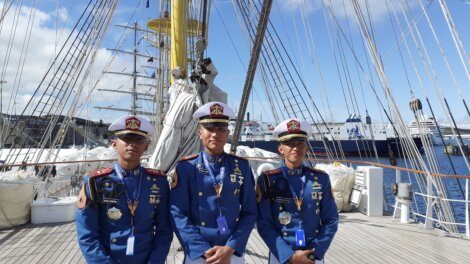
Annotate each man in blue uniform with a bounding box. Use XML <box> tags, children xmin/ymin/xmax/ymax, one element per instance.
<box><xmin>170</xmin><ymin>102</ymin><xmax>257</xmax><ymax>264</ymax></box>
<box><xmin>257</xmin><ymin>118</ymin><xmax>339</xmax><ymax>264</ymax></box>
<box><xmin>76</xmin><ymin>115</ymin><xmax>172</xmax><ymax>264</ymax></box>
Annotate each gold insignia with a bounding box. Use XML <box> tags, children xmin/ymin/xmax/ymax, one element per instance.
<box><xmin>210</xmin><ymin>103</ymin><xmax>224</xmax><ymax>117</ymax></box>
<box><xmin>125</xmin><ymin>116</ymin><xmax>141</xmax><ymax>130</ymax></box>
<box><xmin>312</xmin><ymin>181</ymin><xmax>322</xmax><ymax>190</ymax></box>
<box><xmin>151</xmin><ymin>184</ymin><xmax>159</xmax><ymax>191</ymax></box>
<box><xmin>234</xmin><ymin>188</ymin><xmax>240</xmax><ymax>195</ymax></box>
<box><xmin>287</xmin><ymin>119</ymin><xmax>301</xmax><ymax>133</ymax></box>
<box><xmin>233</xmin><ymin>166</ymin><xmax>242</xmax><ymax>175</ymax></box>
<box><xmin>77</xmin><ymin>185</ymin><xmax>87</xmax><ymax>209</ymax></box>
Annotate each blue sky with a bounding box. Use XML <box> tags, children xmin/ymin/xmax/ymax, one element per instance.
<box><xmin>1</xmin><ymin>0</ymin><xmax>468</xmax><ymax>125</ymax></box>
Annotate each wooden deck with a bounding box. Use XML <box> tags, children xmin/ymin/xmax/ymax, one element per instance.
<box><xmin>1</xmin><ymin>212</ymin><xmax>469</xmax><ymax>263</ymax></box>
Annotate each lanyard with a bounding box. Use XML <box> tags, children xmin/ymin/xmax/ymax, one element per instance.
<box><xmin>114</xmin><ymin>163</ymin><xmax>143</xmax><ymax>233</ymax></box>
<box><xmin>202</xmin><ymin>152</ymin><xmax>226</xmax><ymax>215</ymax></box>
<box><xmin>280</xmin><ymin>164</ymin><xmax>306</xmax><ymax>212</ymax></box>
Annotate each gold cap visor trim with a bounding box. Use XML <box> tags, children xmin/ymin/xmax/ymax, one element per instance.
<box><xmin>199</xmin><ymin>119</ymin><xmax>229</xmax><ymax>124</ymax></box>
<box><xmin>114</xmin><ymin>130</ymin><xmax>149</xmax><ymax>137</ymax></box>
<box><xmin>278</xmin><ymin>133</ymin><xmax>308</xmax><ymax>142</ymax></box>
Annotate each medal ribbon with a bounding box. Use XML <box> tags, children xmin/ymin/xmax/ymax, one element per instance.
<box><xmin>202</xmin><ymin>152</ymin><xmax>226</xmax><ymax>216</ymax></box>
<box><xmin>114</xmin><ymin>163</ymin><xmax>143</xmax><ymax>233</ymax></box>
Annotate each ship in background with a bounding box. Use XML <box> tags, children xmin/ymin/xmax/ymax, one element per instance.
<box><xmin>233</xmin><ymin>114</ymin><xmax>423</xmax><ymax>156</ymax></box>
<box><xmin>408</xmin><ymin>115</ymin><xmax>444</xmax><ymax>146</ymax></box>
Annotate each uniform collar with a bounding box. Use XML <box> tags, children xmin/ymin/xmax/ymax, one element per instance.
<box><xmin>202</xmin><ymin>150</ymin><xmax>225</xmax><ymax>164</ymax></box>
<box><xmin>281</xmin><ymin>161</ymin><xmax>303</xmax><ymax>176</ymax></box>
<box><xmin>114</xmin><ymin>162</ymin><xmax>142</xmax><ymax>177</ymax></box>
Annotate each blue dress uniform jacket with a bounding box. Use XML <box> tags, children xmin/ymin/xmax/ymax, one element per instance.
<box><xmin>170</xmin><ymin>151</ymin><xmax>257</xmax><ymax>261</ymax></box>
<box><xmin>257</xmin><ymin>165</ymin><xmax>339</xmax><ymax>264</ymax></box>
<box><xmin>75</xmin><ymin>163</ymin><xmax>173</xmax><ymax>264</ymax></box>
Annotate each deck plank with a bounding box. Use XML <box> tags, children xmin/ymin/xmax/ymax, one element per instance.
<box><xmin>1</xmin><ymin>212</ymin><xmax>470</xmax><ymax>263</ymax></box>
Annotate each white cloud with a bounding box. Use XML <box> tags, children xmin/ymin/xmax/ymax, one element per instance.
<box><xmin>56</xmin><ymin>6</ymin><xmax>69</xmax><ymax>22</ymax></box>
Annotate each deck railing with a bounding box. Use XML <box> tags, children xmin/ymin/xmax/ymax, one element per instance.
<box><xmin>0</xmin><ymin>155</ymin><xmax>468</xmax><ymax>238</ymax></box>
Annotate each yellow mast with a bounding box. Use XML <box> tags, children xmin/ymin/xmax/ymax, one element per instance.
<box><xmin>148</xmin><ymin>1</ymin><xmax>205</xmax><ymax>82</ymax></box>
<box><xmin>170</xmin><ymin>0</ymin><xmax>188</xmax><ymax>80</ymax></box>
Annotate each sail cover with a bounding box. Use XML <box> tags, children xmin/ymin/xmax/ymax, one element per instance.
<box><xmin>149</xmin><ymin>61</ymin><xmax>226</xmax><ymax>181</ymax></box>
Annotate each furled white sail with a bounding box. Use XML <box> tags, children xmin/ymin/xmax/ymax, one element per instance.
<box><xmin>149</xmin><ymin>61</ymin><xmax>227</xmax><ymax>183</ymax></box>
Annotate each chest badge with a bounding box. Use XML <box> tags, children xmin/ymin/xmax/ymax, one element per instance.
<box><xmin>197</xmin><ymin>163</ymin><xmax>208</xmax><ymax>174</ymax></box>
<box><xmin>107</xmin><ymin>207</ymin><xmax>122</xmax><ymax>220</ymax></box>
<box><xmin>278</xmin><ymin>211</ymin><xmax>292</xmax><ymax>225</ymax></box>
<box><xmin>230</xmin><ymin>174</ymin><xmax>237</xmax><ymax>183</ymax></box>
<box><xmin>237</xmin><ymin>176</ymin><xmax>244</xmax><ymax>185</ymax></box>
<box><xmin>149</xmin><ymin>194</ymin><xmax>160</xmax><ymax>205</ymax></box>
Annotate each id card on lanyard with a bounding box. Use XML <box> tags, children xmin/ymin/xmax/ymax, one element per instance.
<box><xmin>115</xmin><ymin>163</ymin><xmax>142</xmax><ymax>256</ymax></box>
<box><xmin>281</xmin><ymin>165</ymin><xmax>307</xmax><ymax>246</ymax></box>
<box><xmin>202</xmin><ymin>153</ymin><xmax>229</xmax><ymax>235</ymax></box>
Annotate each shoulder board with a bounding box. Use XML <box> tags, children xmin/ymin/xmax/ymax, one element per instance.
<box><xmin>263</xmin><ymin>168</ymin><xmax>282</xmax><ymax>176</ymax></box>
<box><xmin>227</xmin><ymin>153</ymin><xmax>247</xmax><ymax>161</ymax></box>
<box><xmin>145</xmin><ymin>168</ymin><xmax>166</xmax><ymax>176</ymax></box>
<box><xmin>306</xmin><ymin>167</ymin><xmax>326</xmax><ymax>174</ymax></box>
<box><xmin>89</xmin><ymin>167</ymin><xmax>113</xmax><ymax>177</ymax></box>
<box><xmin>180</xmin><ymin>153</ymin><xmax>198</xmax><ymax>161</ymax></box>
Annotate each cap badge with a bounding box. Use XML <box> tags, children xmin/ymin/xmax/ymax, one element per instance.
<box><xmin>287</xmin><ymin>120</ymin><xmax>301</xmax><ymax>133</ymax></box>
<box><xmin>125</xmin><ymin>117</ymin><xmax>141</xmax><ymax>131</ymax></box>
<box><xmin>210</xmin><ymin>103</ymin><xmax>224</xmax><ymax>117</ymax></box>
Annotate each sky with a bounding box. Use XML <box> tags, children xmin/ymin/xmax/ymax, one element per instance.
<box><xmin>0</xmin><ymin>0</ymin><xmax>468</xmax><ymax>126</ymax></box>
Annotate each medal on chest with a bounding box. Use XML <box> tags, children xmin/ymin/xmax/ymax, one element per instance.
<box><xmin>278</xmin><ymin>211</ymin><xmax>292</xmax><ymax>225</ymax></box>
<box><xmin>107</xmin><ymin>206</ymin><xmax>122</xmax><ymax>220</ymax></box>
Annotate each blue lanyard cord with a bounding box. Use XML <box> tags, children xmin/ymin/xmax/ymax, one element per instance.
<box><xmin>202</xmin><ymin>153</ymin><xmax>226</xmax><ymax>216</ymax></box>
<box><xmin>114</xmin><ymin>163</ymin><xmax>143</xmax><ymax>231</ymax></box>
<box><xmin>202</xmin><ymin>153</ymin><xmax>226</xmax><ymax>188</ymax></box>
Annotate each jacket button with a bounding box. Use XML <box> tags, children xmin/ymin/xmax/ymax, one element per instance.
<box><xmin>111</xmin><ymin>239</ymin><xmax>117</xmax><ymax>243</ymax></box>
<box><xmin>315</xmin><ymin>229</ymin><xmax>319</xmax><ymax>233</ymax></box>
<box><xmin>201</xmin><ymin>221</ymin><xmax>206</xmax><ymax>226</ymax></box>
<box><xmin>283</xmin><ymin>232</ymin><xmax>287</xmax><ymax>237</ymax></box>
<box><xmin>198</xmin><ymin>192</ymin><xmax>203</xmax><ymax>196</ymax></box>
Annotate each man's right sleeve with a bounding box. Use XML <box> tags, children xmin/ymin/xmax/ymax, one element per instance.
<box><xmin>170</xmin><ymin>164</ymin><xmax>212</xmax><ymax>261</ymax></box>
<box><xmin>75</xmin><ymin>176</ymin><xmax>113</xmax><ymax>264</ymax></box>
<box><xmin>256</xmin><ymin>175</ymin><xmax>294</xmax><ymax>264</ymax></box>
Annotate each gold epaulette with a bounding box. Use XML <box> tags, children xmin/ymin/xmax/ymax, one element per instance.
<box><xmin>263</xmin><ymin>168</ymin><xmax>282</xmax><ymax>176</ymax></box>
<box><xmin>145</xmin><ymin>168</ymin><xmax>166</xmax><ymax>176</ymax></box>
<box><xmin>180</xmin><ymin>153</ymin><xmax>198</xmax><ymax>161</ymax></box>
<box><xmin>89</xmin><ymin>167</ymin><xmax>113</xmax><ymax>177</ymax></box>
